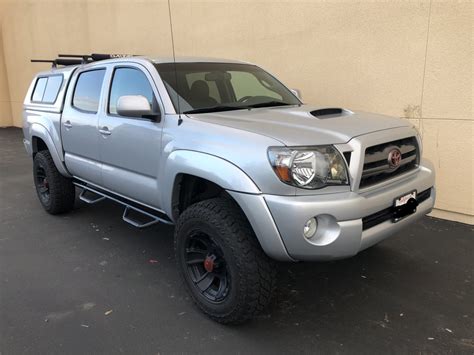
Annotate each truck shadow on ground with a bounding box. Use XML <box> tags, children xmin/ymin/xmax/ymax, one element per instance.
<box><xmin>4</xmin><ymin>128</ymin><xmax>471</xmax><ymax>352</ymax></box>
<box><xmin>70</xmin><ymin>196</ymin><xmax>438</xmax><ymax>330</ymax></box>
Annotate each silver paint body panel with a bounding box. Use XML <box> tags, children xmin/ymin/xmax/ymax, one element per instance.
<box><xmin>23</xmin><ymin>56</ymin><xmax>436</xmax><ymax>261</ymax></box>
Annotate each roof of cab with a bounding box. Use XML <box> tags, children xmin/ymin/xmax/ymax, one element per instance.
<box><xmin>149</xmin><ymin>56</ymin><xmax>250</xmax><ymax>65</ymax></box>
<box><xmin>32</xmin><ymin>55</ymin><xmax>252</xmax><ymax>76</ymax></box>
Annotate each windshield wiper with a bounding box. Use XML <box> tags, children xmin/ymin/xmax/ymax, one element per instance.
<box><xmin>183</xmin><ymin>101</ymin><xmax>294</xmax><ymax>114</ymax></box>
<box><xmin>247</xmin><ymin>101</ymin><xmax>293</xmax><ymax>109</ymax></box>
<box><xmin>183</xmin><ymin>105</ymin><xmax>248</xmax><ymax>114</ymax></box>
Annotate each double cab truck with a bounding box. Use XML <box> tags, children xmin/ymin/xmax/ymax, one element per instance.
<box><xmin>23</xmin><ymin>53</ymin><xmax>435</xmax><ymax>323</ymax></box>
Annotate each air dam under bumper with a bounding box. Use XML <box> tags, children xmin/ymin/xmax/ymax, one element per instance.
<box><xmin>262</xmin><ymin>159</ymin><xmax>435</xmax><ymax>261</ymax></box>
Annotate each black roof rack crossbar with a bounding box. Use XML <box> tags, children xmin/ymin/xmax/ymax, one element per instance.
<box><xmin>31</xmin><ymin>59</ymin><xmax>56</xmax><ymax>66</ymax></box>
<box><xmin>59</xmin><ymin>53</ymin><xmax>135</xmax><ymax>61</ymax></box>
<box><xmin>31</xmin><ymin>53</ymin><xmax>137</xmax><ymax>69</ymax></box>
<box><xmin>31</xmin><ymin>58</ymin><xmax>85</xmax><ymax>68</ymax></box>
<box><xmin>31</xmin><ymin>59</ymin><xmax>58</xmax><ymax>68</ymax></box>
<box><xmin>56</xmin><ymin>58</ymin><xmax>86</xmax><ymax>66</ymax></box>
<box><xmin>58</xmin><ymin>54</ymin><xmax>91</xmax><ymax>58</ymax></box>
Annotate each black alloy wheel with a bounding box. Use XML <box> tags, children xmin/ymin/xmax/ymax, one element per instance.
<box><xmin>33</xmin><ymin>150</ymin><xmax>75</xmax><ymax>214</ymax></box>
<box><xmin>184</xmin><ymin>231</ymin><xmax>230</xmax><ymax>303</ymax></box>
<box><xmin>175</xmin><ymin>197</ymin><xmax>276</xmax><ymax>324</ymax></box>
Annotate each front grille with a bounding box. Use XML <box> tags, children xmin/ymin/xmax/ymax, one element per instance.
<box><xmin>362</xmin><ymin>187</ymin><xmax>432</xmax><ymax>230</ymax></box>
<box><xmin>360</xmin><ymin>137</ymin><xmax>419</xmax><ymax>188</ymax></box>
<box><xmin>343</xmin><ymin>151</ymin><xmax>352</xmax><ymax>166</ymax></box>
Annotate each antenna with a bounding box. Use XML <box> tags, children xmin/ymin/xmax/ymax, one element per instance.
<box><xmin>167</xmin><ymin>0</ymin><xmax>182</xmax><ymax>124</ymax></box>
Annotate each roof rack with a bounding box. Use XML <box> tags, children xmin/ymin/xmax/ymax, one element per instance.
<box><xmin>31</xmin><ymin>53</ymin><xmax>136</xmax><ymax>68</ymax></box>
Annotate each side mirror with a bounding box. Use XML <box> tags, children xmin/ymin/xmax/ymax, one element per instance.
<box><xmin>116</xmin><ymin>95</ymin><xmax>157</xmax><ymax>119</ymax></box>
<box><xmin>290</xmin><ymin>88</ymin><xmax>302</xmax><ymax>100</ymax></box>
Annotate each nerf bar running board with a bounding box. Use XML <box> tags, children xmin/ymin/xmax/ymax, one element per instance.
<box><xmin>122</xmin><ymin>206</ymin><xmax>160</xmax><ymax>229</ymax></box>
<box><xmin>74</xmin><ymin>181</ymin><xmax>173</xmax><ymax>228</ymax></box>
<box><xmin>79</xmin><ymin>189</ymin><xmax>106</xmax><ymax>204</ymax></box>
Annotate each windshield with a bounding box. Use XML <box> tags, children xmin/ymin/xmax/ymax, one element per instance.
<box><xmin>155</xmin><ymin>62</ymin><xmax>301</xmax><ymax>114</ymax></box>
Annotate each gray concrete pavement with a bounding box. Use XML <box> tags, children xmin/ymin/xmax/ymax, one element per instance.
<box><xmin>0</xmin><ymin>127</ymin><xmax>473</xmax><ymax>354</ymax></box>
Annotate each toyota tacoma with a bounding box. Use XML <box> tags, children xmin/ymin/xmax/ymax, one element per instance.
<box><xmin>23</xmin><ymin>53</ymin><xmax>435</xmax><ymax>323</ymax></box>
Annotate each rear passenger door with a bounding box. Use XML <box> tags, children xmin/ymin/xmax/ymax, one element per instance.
<box><xmin>61</xmin><ymin>68</ymin><xmax>106</xmax><ymax>185</ymax></box>
<box><xmin>98</xmin><ymin>64</ymin><xmax>163</xmax><ymax>208</ymax></box>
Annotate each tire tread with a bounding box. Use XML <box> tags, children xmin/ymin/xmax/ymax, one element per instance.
<box><xmin>34</xmin><ymin>150</ymin><xmax>75</xmax><ymax>214</ymax></box>
<box><xmin>175</xmin><ymin>197</ymin><xmax>276</xmax><ymax>324</ymax></box>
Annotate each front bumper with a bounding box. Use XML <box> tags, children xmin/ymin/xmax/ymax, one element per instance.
<box><xmin>230</xmin><ymin>159</ymin><xmax>435</xmax><ymax>262</ymax></box>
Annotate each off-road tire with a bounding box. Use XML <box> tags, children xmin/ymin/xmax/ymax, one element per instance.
<box><xmin>175</xmin><ymin>197</ymin><xmax>276</xmax><ymax>324</ymax></box>
<box><xmin>33</xmin><ymin>150</ymin><xmax>75</xmax><ymax>214</ymax></box>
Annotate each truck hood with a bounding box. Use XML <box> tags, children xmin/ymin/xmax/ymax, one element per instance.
<box><xmin>186</xmin><ymin>105</ymin><xmax>411</xmax><ymax>146</ymax></box>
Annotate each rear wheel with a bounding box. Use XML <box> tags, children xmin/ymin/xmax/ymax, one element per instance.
<box><xmin>175</xmin><ymin>197</ymin><xmax>276</xmax><ymax>324</ymax></box>
<box><xmin>33</xmin><ymin>150</ymin><xmax>75</xmax><ymax>214</ymax></box>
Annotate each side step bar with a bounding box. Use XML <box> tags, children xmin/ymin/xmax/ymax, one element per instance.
<box><xmin>79</xmin><ymin>189</ymin><xmax>106</xmax><ymax>204</ymax></box>
<box><xmin>122</xmin><ymin>206</ymin><xmax>161</xmax><ymax>228</ymax></box>
<box><xmin>73</xmin><ymin>181</ymin><xmax>173</xmax><ymax>228</ymax></box>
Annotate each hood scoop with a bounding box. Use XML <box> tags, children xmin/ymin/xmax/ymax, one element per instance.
<box><xmin>310</xmin><ymin>108</ymin><xmax>350</xmax><ymax>119</ymax></box>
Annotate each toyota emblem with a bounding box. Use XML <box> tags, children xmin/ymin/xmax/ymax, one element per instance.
<box><xmin>388</xmin><ymin>148</ymin><xmax>402</xmax><ymax>168</ymax></box>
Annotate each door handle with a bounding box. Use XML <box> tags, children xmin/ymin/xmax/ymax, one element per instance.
<box><xmin>99</xmin><ymin>127</ymin><xmax>111</xmax><ymax>136</ymax></box>
<box><xmin>63</xmin><ymin>120</ymin><xmax>72</xmax><ymax>129</ymax></box>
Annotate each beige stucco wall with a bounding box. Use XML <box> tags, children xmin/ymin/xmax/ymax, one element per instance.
<box><xmin>0</xmin><ymin>1</ymin><xmax>12</xmax><ymax>126</ymax></box>
<box><xmin>0</xmin><ymin>0</ymin><xmax>472</xmax><ymax>224</ymax></box>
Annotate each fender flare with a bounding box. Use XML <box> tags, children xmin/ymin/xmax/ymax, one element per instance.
<box><xmin>160</xmin><ymin>150</ymin><xmax>292</xmax><ymax>261</ymax></box>
<box><xmin>160</xmin><ymin>150</ymin><xmax>260</xmax><ymax>218</ymax></box>
<box><xmin>30</xmin><ymin>123</ymin><xmax>71</xmax><ymax>177</ymax></box>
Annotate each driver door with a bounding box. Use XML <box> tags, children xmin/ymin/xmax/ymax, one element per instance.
<box><xmin>98</xmin><ymin>64</ymin><xmax>164</xmax><ymax>208</ymax></box>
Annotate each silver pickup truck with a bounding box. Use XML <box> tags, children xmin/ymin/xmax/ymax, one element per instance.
<box><xmin>23</xmin><ymin>53</ymin><xmax>435</xmax><ymax>323</ymax></box>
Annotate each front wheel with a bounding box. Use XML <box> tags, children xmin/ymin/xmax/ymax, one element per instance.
<box><xmin>33</xmin><ymin>150</ymin><xmax>75</xmax><ymax>214</ymax></box>
<box><xmin>174</xmin><ymin>198</ymin><xmax>276</xmax><ymax>324</ymax></box>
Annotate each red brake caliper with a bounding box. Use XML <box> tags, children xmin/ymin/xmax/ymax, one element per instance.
<box><xmin>203</xmin><ymin>255</ymin><xmax>216</xmax><ymax>273</ymax></box>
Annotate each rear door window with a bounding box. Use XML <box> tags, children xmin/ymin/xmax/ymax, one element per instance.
<box><xmin>72</xmin><ymin>69</ymin><xmax>106</xmax><ymax>113</ymax></box>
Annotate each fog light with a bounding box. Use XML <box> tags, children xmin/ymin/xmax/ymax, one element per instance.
<box><xmin>303</xmin><ymin>217</ymin><xmax>318</xmax><ymax>239</ymax></box>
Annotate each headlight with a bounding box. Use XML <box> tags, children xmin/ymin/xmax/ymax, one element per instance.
<box><xmin>268</xmin><ymin>146</ymin><xmax>349</xmax><ymax>189</ymax></box>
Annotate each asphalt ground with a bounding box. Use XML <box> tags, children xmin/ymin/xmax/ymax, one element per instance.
<box><xmin>0</xmin><ymin>127</ymin><xmax>473</xmax><ymax>354</ymax></box>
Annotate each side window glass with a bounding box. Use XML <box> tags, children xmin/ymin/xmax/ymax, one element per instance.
<box><xmin>42</xmin><ymin>76</ymin><xmax>63</xmax><ymax>103</ymax></box>
<box><xmin>109</xmin><ymin>67</ymin><xmax>158</xmax><ymax>115</ymax></box>
<box><xmin>73</xmin><ymin>69</ymin><xmax>106</xmax><ymax>113</ymax></box>
<box><xmin>32</xmin><ymin>77</ymin><xmax>47</xmax><ymax>102</ymax></box>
